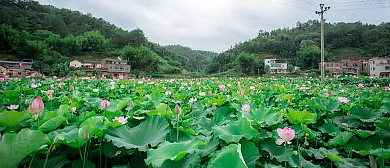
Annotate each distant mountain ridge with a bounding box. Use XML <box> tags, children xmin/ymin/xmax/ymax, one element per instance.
<box><xmin>164</xmin><ymin>45</ymin><xmax>217</xmax><ymax>72</ymax></box>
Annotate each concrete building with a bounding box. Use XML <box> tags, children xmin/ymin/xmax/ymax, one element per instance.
<box><xmin>0</xmin><ymin>60</ymin><xmax>35</xmax><ymax>77</ymax></box>
<box><xmin>71</xmin><ymin>58</ymin><xmax>131</xmax><ymax>78</ymax></box>
<box><xmin>70</xmin><ymin>60</ymin><xmax>81</xmax><ymax>68</ymax></box>
<box><xmin>264</xmin><ymin>58</ymin><xmax>288</xmax><ymax>73</ymax></box>
<box><xmin>369</xmin><ymin>57</ymin><xmax>390</xmax><ymax>78</ymax></box>
<box><xmin>321</xmin><ymin>58</ymin><xmax>369</xmax><ymax>76</ymax></box>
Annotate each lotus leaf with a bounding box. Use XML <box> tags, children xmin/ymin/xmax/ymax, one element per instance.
<box><xmin>208</xmin><ymin>144</ymin><xmax>248</xmax><ymax>168</ymax></box>
<box><xmin>213</xmin><ymin>118</ymin><xmax>257</xmax><ymax>143</ymax></box>
<box><xmin>105</xmin><ymin>116</ymin><xmax>169</xmax><ymax>151</ymax></box>
<box><xmin>145</xmin><ymin>140</ymin><xmax>199</xmax><ymax>167</ymax></box>
<box><xmin>0</xmin><ymin>129</ymin><xmax>49</xmax><ymax>168</ymax></box>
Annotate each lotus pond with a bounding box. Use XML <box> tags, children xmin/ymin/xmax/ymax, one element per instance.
<box><xmin>0</xmin><ymin>76</ymin><xmax>390</xmax><ymax>168</ymax></box>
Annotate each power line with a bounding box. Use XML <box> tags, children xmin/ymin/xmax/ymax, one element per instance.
<box><xmin>292</xmin><ymin>0</ymin><xmax>317</xmax><ymax>6</ymax></box>
<box><xmin>332</xmin><ymin>5</ymin><xmax>390</xmax><ymax>11</ymax></box>
<box><xmin>327</xmin><ymin>0</ymin><xmax>390</xmax><ymax>5</ymax></box>
<box><xmin>269</xmin><ymin>0</ymin><xmax>314</xmax><ymax>11</ymax></box>
<box><xmin>331</xmin><ymin>0</ymin><xmax>390</xmax><ymax>8</ymax></box>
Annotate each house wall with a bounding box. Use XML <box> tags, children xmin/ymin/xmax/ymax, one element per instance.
<box><xmin>264</xmin><ymin>59</ymin><xmax>288</xmax><ymax>73</ymax></box>
<box><xmin>369</xmin><ymin>57</ymin><xmax>390</xmax><ymax>77</ymax></box>
<box><xmin>70</xmin><ymin>60</ymin><xmax>81</xmax><ymax>68</ymax></box>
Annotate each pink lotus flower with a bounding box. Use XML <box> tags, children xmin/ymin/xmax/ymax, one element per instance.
<box><xmin>241</xmin><ymin>104</ymin><xmax>250</xmax><ymax>112</ymax></box>
<box><xmin>174</xmin><ymin>104</ymin><xmax>182</xmax><ymax>116</ymax></box>
<box><xmin>165</xmin><ymin>91</ymin><xmax>172</xmax><ymax>96</ymax></box>
<box><xmin>385</xmin><ymin>86</ymin><xmax>390</xmax><ymax>91</ymax></box>
<box><xmin>7</xmin><ymin>104</ymin><xmax>19</xmax><ymax>110</ymax></box>
<box><xmin>241</xmin><ymin>88</ymin><xmax>246</xmax><ymax>96</ymax></box>
<box><xmin>250</xmin><ymin>86</ymin><xmax>255</xmax><ymax>91</ymax></box>
<box><xmin>46</xmin><ymin>89</ymin><xmax>54</xmax><ymax>95</ymax></box>
<box><xmin>99</xmin><ymin>100</ymin><xmax>110</xmax><ymax>109</ymax></box>
<box><xmin>338</xmin><ymin>97</ymin><xmax>350</xmax><ymax>103</ymax></box>
<box><xmin>29</xmin><ymin>96</ymin><xmax>44</xmax><ymax>114</ymax></box>
<box><xmin>29</xmin><ymin>96</ymin><xmax>44</xmax><ymax>120</ymax></box>
<box><xmin>208</xmin><ymin>91</ymin><xmax>212</xmax><ymax>96</ymax></box>
<box><xmin>0</xmin><ymin>77</ymin><xmax>4</xmax><ymax>81</ymax></box>
<box><xmin>71</xmin><ymin>107</ymin><xmax>76</xmax><ymax>113</ymax></box>
<box><xmin>299</xmin><ymin>86</ymin><xmax>309</xmax><ymax>91</ymax></box>
<box><xmin>219</xmin><ymin>85</ymin><xmax>225</xmax><ymax>91</ymax></box>
<box><xmin>112</xmin><ymin>116</ymin><xmax>128</xmax><ymax>124</ymax></box>
<box><xmin>357</xmin><ymin>83</ymin><xmax>364</xmax><ymax>88</ymax></box>
<box><xmin>324</xmin><ymin>93</ymin><xmax>329</xmax><ymax>98</ymax></box>
<box><xmin>275</xmin><ymin>127</ymin><xmax>295</xmax><ymax>145</ymax></box>
<box><xmin>199</xmin><ymin>92</ymin><xmax>206</xmax><ymax>96</ymax></box>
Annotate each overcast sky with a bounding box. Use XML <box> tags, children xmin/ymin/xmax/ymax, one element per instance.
<box><xmin>37</xmin><ymin>0</ymin><xmax>390</xmax><ymax>52</ymax></box>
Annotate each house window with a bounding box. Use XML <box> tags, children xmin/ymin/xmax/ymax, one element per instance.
<box><xmin>386</xmin><ymin>66</ymin><xmax>390</xmax><ymax>70</ymax></box>
<box><xmin>373</xmin><ymin>67</ymin><xmax>375</xmax><ymax>70</ymax></box>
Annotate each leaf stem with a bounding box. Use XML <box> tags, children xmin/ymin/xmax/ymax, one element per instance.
<box><xmin>285</xmin><ymin>144</ymin><xmax>287</xmax><ymax>168</ymax></box>
<box><xmin>176</xmin><ymin>116</ymin><xmax>179</xmax><ymax>142</ymax></box>
<box><xmin>28</xmin><ymin>151</ymin><xmax>36</xmax><ymax>168</ymax></box>
<box><xmin>79</xmin><ymin>148</ymin><xmax>84</xmax><ymax>161</ymax></box>
<box><xmin>43</xmin><ymin>142</ymin><xmax>55</xmax><ymax>168</ymax></box>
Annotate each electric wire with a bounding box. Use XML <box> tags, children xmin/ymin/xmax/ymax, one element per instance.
<box><xmin>268</xmin><ymin>0</ymin><xmax>314</xmax><ymax>11</ymax></box>
<box><xmin>326</xmin><ymin>0</ymin><xmax>390</xmax><ymax>5</ymax></box>
<box><xmin>331</xmin><ymin>5</ymin><xmax>390</xmax><ymax>11</ymax></box>
<box><xmin>331</xmin><ymin>0</ymin><xmax>390</xmax><ymax>8</ymax></box>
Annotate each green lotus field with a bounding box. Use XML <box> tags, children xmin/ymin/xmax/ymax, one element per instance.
<box><xmin>1</xmin><ymin>76</ymin><xmax>390</xmax><ymax>168</ymax></box>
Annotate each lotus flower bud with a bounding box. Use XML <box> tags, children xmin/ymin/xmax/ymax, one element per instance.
<box><xmin>29</xmin><ymin>96</ymin><xmax>44</xmax><ymax>114</ymax></box>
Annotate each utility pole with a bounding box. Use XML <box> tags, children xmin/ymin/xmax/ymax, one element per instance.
<box><xmin>316</xmin><ymin>4</ymin><xmax>330</xmax><ymax>83</ymax></box>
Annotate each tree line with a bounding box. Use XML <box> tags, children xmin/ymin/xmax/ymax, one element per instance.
<box><xmin>0</xmin><ymin>0</ymin><xmax>215</xmax><ymax>76</ymax></box>
<box><xmin>2</xmin><ymin>0</ymin><xmax>390</xmax><ymax>76</ymax></box>
<box><xmin>209</xmin><ymin>20</ymin><xmax>390</xmax><ymax>74</ymax></box>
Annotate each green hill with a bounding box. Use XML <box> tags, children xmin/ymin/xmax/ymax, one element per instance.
<box><xmin>164</xmin><ymin>45</ymin><xmax>217</xmax><ymax>72</ymax></box>
<box><xmin>0</xmin><ymin>0</ymin><xmax>187</xmax><ymax>75</ymax></box>
<box><xmin>209</xmin><ymin>20</ymin><xmax>390</xmax><ymax>74</ymax></box>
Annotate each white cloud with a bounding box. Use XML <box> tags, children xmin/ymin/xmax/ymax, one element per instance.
<box><xmin>37</xmin><ymin>0</ymin><xmax>390</xmax><ymax>52</ymax></box>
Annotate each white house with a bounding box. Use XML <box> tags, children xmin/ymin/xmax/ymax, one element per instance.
<box><xmin>264</xmin><ymin>58</ymin><xmax>288</xmax><ymax>73</ymax></box>
<box><xmin>70</xmin><ymin>60</ymin><xmax>82</xmax><ymax>68</ymax></box>
<box><xmin>369</xmin><ymin>56</ymin><xmax>390</xmax><ymax>78</ymax></box>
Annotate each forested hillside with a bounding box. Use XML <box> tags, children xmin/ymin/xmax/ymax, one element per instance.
<box><xmin>164</xmin><ymin>45</ymin><xmax>217</xmax><ymax>72</ymax></box>
<box><xmin>209</xmin><ymin>20</ymin><xmax>390</xmax><ymax>75</ymax></box>
<box><xmin>0</xmin><ymin>0</ymin><xmax>194</xmax><ymax>75</ymax></box>
<box><xmin>2</xmin><ymin>0</ymin><xmax>390</xmax><ymax>76</ymax></box>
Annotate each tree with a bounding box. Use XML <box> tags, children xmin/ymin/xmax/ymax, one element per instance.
<box><xmin>287</xmin><ymin>64</ymin><xmax>294</xmax><ymax>73</ymax></box>
<box><xmin>237</xmin><ymin>52</ymin><xmax>262</xmax><ymax>75</ymax></box>
<box><xmin>60</xmin><ymin>34</ymin><xmax>82</xmax><ymax>55</ymax></box>
<box><xmin>128</xmin><ymin>29</ymin><xmax>147</xmax><ymax>47</ymax></box>
<box><xmin>81</xmin><ymin>30</ymin><xmax>110</xmax><ymax>52</ymax></box>
<box><xmin>264</xmin><ymin>65</ymin><xmax>270</xmax><ymax>74</ymax></box>
<box><xmin>297</xmin><ymin>40</ymin><xmax>321</xmax><ymax>70</ymax></box>
<box><xmin>0</xmin><ymin>24</ymin><xmax>21</xmax><ymax>52</ymax></box>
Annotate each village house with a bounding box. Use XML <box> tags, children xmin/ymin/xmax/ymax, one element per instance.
<box><xmin>264</xmin><ymin>58</ymin><xmax>288</xmax><ymax>73</ymax></box>
<box><xmin>321</xmin><ymin>58</ymin><xmax>369</xmax><ymax>76</ymax></box>
<box><xmin>0</xmin><ymin>60</ymin><xmax>39</xmax><ymax>77</ymax></box>
<box><xmin>369</xmin><ymin>56</ymin><xmax>390</xmax><ymax>78</ymax></box>
<box><xmin>70</xmin><ymin>58</ymin><xmax>131</xmax><ymax>78</ymax></box>
<box><xmin>0</xmin><ymin>65</ymin><xmax>7</xmax><ymax>76</ymax></box>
